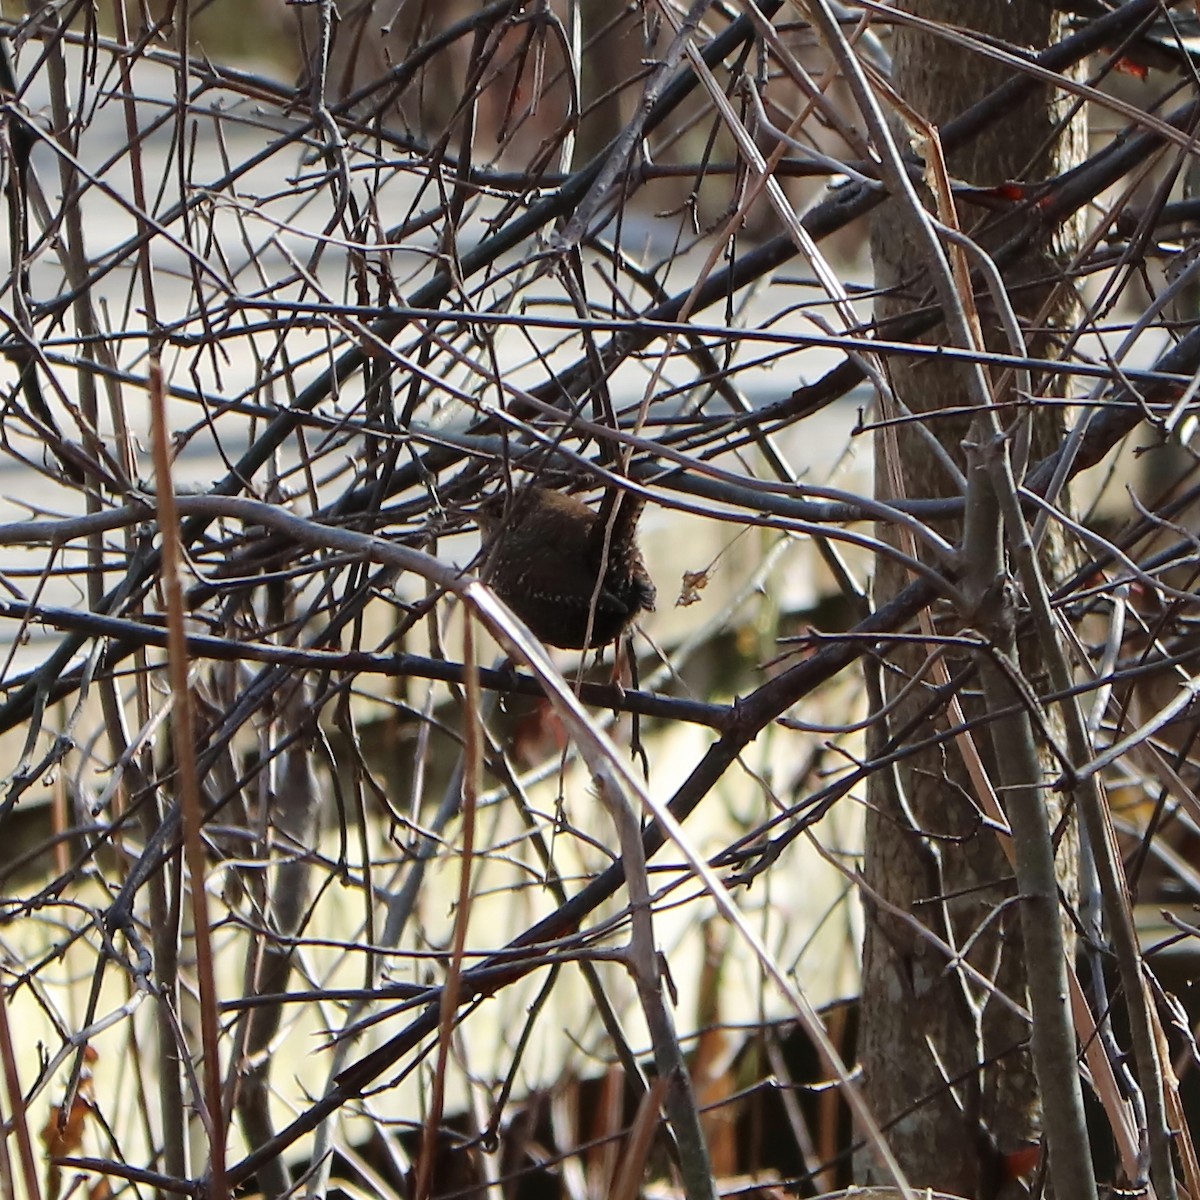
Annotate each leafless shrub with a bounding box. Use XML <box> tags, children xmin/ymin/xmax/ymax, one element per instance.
<box><xmin>1</xmin><ymin>3</ymin><xmax>1199</xmax><ymax>1200</ymax></box>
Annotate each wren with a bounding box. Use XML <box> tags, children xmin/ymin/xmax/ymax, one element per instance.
<box><xmin>476</xmin><ymin>486</ymin><xmax>656</xmax><ymax>650</ymax></box>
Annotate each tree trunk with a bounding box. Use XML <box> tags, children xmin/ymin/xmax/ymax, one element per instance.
<box><xmin>859</xmin><ymin>5</ymin><xmax>1086</xmax><ymax>1196</ymax></box>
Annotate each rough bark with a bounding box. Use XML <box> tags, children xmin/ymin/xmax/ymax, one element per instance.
<box><xmin>859</xmin><ymin>4</ymin><xmax>1086</xmax><ymax>1196</ymax></box>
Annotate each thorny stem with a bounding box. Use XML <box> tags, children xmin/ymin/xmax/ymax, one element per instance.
<box><xmin>961</xmin><ymin>439</ymin><xmax>1097</xmax><ymax>1200</ymax></box>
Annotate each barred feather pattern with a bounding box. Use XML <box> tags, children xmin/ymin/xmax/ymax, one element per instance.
<box><xmin>477</xmin><ymin>487</ymin><xmax>656</xmax><ymax>650</ymax></box>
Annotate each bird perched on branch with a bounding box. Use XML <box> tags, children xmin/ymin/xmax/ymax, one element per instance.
<box><xmin>476</xmin><ymin>485</ymin><xmax>656</xmax><ymax>651</ymax></box>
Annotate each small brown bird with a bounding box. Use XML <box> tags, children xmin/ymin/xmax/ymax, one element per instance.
<box><xmin>476</xmin><ymin>485</ymin><xmax>656</xmax><ymax>650</ymax></box>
